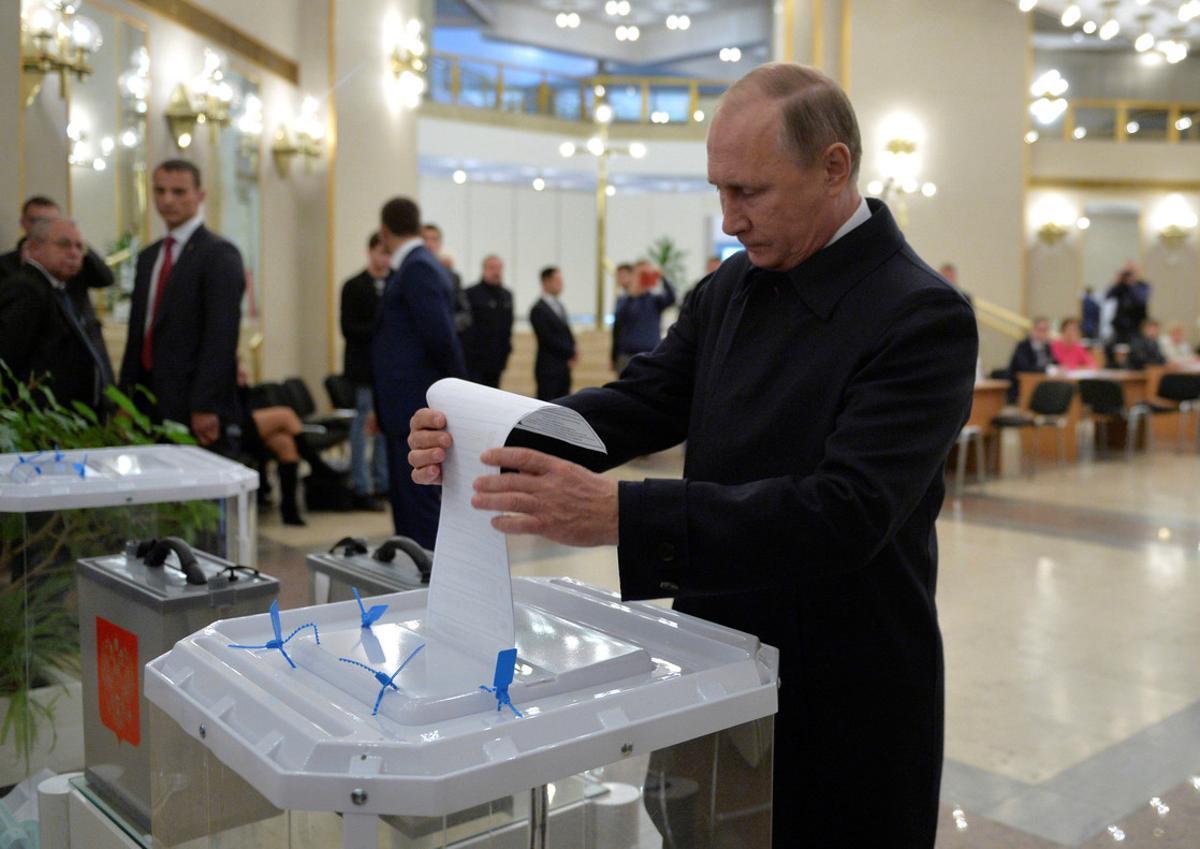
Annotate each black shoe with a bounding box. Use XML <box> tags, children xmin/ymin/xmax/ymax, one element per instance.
<box><xmin>279</xmin><ymin>462</ymin><xmax>307</xmax><ymax>526</ymax></box>
<box><xmin>353</xmin><ymin>493</ymin><xmax>386</xmax><ymax>512</ymax></box>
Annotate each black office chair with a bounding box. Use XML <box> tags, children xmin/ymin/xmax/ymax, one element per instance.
<box><xmin>1153</xmin><ymin>373</ymin><xmax>1200</xmax><ymax>451</ymax></box>
<box><xmin>1078</xmin><ymin>378</ymin><xmax>1151</xmax><ymax>457</ymax></box>
<box><xmin>324</xmin><ymin>373</ymin><xmax>358</xmax><ymax>413</ymax></box>
<box><xmin>990</xmin><ymin>380</ymin><xmax>1075</xmax><ymax>475</ymax></box>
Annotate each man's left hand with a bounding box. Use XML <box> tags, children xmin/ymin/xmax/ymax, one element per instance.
<box><xmin>472</xmin><ymin>447</ymin><xmax>618</xmax><ymax>546</ymax></box>
<box><xmin>191</xmin><ymin>411</ymin><xmax>220</xmax><ymax>446</ymax></box>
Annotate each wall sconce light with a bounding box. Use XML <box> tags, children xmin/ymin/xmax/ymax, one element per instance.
<box><xmin>388</xmin><ymin>18</ymin><xmax>428</xmax><ymax>109</ymax></box>
<box><xmin>1153</xmin><ymin>194</ymin><xmax>1198</xmax><ymax>248</ymax></box>
<box><xmin>271</xmin><ymin>95</ymin><xmax>324</xmax><ymax>177</ymax></box>
<box><xmin>236</xmin><ymin>93</ymin><xmax>264</xmax><ymax>163</ymax></box>
<box><xmin>65</xmin><ymin>110</ymin><xmax>113</xmax><ymax>172</ymax></box>
<box><xmin>119</xmin><ymin>46</ymin><xmax>150</xmax><ymax>116</ymax></box>
<box><xmin>20</xmin><ymin>0</ymin><xmax>104</xmax><ymax>105</ymax></box>
<box><xmin>866</xmin><ymin>115</ymin><xmax>937</xmax><ymax>224</ymax></box>
<box><xmin>1031</xmin><ymin>195</ymin><xmax>1088</xmax><ymax>245</ymax></box>
<box><xmin>164</xmin><ymin>49</ymin><xmax>234</xmax><ymax>150</ymax></box>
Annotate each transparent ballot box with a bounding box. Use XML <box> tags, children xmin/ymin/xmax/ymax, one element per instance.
<box><xmin>0</xmin><ymin>446</ymin><xmax>258</xmax><ymax>787</ymax></box>
<box><xmin>78</xmin><ymin>548</ymin><xmax>279</xmax><ymax>831</ymax></box>
<box><xmin>306</xmin><ymin>538</ymin><xmax>432</xmax><ymax>605</ymax></box>
<box><xmin>146</xmin><ymin>578</ymin><xmax>779</xmax><ymax>848</ymax></box>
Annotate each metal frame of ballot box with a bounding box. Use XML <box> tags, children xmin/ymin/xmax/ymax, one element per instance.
<box><xmin>145</xmin><ymin>577</ymin><xmax>780</xmax><ymax>849</ymax></box>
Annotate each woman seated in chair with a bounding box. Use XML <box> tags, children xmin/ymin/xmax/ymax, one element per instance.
<box><xmin>238</xmin><ymin>364</ymin><xmax>307</xmax><ymax>526</ymax></box>
<box><xmin>1049</xmin><ymin>317</ymin><xmax>1096</xmax><ymax>371</ymax></box>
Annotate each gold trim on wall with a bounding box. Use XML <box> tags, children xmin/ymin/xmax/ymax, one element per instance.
<box><xmin>783</xmin><ymin>0</ymin><xmax>796</xmax><ymax>63</ymax></box>
<box><xmin>839</xmin><ymin>0</ymin><xmax>851</xmax><ymax>91</ymax></box>
<box><xmin>1030</xmin><ymin>177</ymin><xmax>1200</xmax><ymax>192</ymax></box>
<box><xmin>326</xmin><ymin>0</ymin><xmax>338</xmax><ymax>374</ymax></box>
<box><xmin>812</xmin><ymin>0</ymin><xmax>825</xmax><ymax>70</ymax></box>
<box><xmin>124</xmin><ymin>0</ymin><xmax>299</xmax><ymax>83</ymax></box>
<box><xmin>1020</xmin><ymin>8</ymin><xmax>1033</xmax><ymax>318</ymax></box>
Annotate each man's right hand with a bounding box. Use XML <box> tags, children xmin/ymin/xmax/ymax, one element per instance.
<box><xmin>408</xmin><ymin>408</ymin><xmax>452</xmax><ymax>485</ymax></box>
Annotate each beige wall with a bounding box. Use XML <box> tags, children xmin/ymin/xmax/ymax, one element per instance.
<box><xmin>1</xmin><ymin>0</ymin><xmax>22</xmax><ymax>249</ymax></box>
<box><xmin>1026</xmin><ymin>186</ymin><xmax>1200</xmax><ymax>345</ymax></box>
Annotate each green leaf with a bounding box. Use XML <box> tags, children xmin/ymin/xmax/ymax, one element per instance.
<box><xmin>70</xmin><ymin>401</ymin><xmax>100</xmax><ymax>424</ymax></box>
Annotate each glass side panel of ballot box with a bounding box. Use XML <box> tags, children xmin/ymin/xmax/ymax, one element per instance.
<box><xmin>147</xmin><ymin>578</ymin><xmax>779</xmax><ymax>849</ymax></box>
<box><xmin>0</xmin><ymin>446</ymin><xmax>257</xmax><ymax>789</ymax></box>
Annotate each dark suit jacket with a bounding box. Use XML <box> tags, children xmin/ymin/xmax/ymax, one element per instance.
<box><xmin>1007</xmin><ymin>338</ymin><xmax>1056</xmax><ymax>402</ymax></box>
<box><xmin>529</xmin><ymin>297</ymin><xmax>575</xmax><ymax>398</ymax></box>
<box><xmin>2</xmin><ymin>245</ymin><xmax>115</xmax><ymax>387</ymax></box>
<box><xmin>1128</xmin><ymin>335</ymin><xmax>1167</xmax><ymax>370</ymax></box>
<box><xmin>0</xmin><ymin>264</ymin><xmax>110</xmax><ymax>409</ymax></box>
<box><xmin>119</xmin><ymin>224</ymin><xmax>244</xmax><ymax>427</ymax></box>
<box><xmin>516</xmin><ymin>200</ymin><xmax>977</xmax><ymax>846</ymax></box>
<box><xmin>461</xmin><ymin>281</ymin><xmax>513</xmax><ymax>378</ymax></box>
<box><xmin>340</xmin><ymin>270</ymin><xmax>383</xmax><ymax>387</ymax></box>
<box><xmin>371</xmin><ymin>245</ymin><xmax>467</xmax><ymax>437</ymax></box>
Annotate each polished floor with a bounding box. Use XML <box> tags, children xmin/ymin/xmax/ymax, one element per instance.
<box><xmin>258</xmin><ymin>445</ymin><xmax>1200</xmax><ymax>847</ymax></box>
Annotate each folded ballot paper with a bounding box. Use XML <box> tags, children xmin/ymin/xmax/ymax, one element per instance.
<box><xmin>423</xmin><ymin>378</ymin><xmax>607</xmax><ymax>694</ymax></box>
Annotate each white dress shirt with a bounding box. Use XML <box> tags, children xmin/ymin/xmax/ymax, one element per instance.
<box><xmin>145</xmin><ymin>213</ymin><xmax>205</xmax><ymax>331</ymax></box>
<box><xmin>825</xmin><ymin>196</ymin><xmax>872</xmax><ymax>248</ymax></box>
<box><xmin>389</xmin><ymin>237</ymin><xmax>425</xmax><ymax>272</ymax></box>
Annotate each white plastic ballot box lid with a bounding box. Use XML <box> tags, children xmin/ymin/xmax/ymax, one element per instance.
<box><xmin>0</xmin><ymin>445</ymin><xmax>258</xmax><ymax>512</ymax></box>
<box><xmin>145</xmin><ymin>576</ymin><xmax>780</xmax><ymax>818</ymax></box>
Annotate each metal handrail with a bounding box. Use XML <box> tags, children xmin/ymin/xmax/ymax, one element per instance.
<box><xmin>1031</xmin><ymin>97</ymin><xmax>1200</xmax><ymax>143</ymax></box>
<box><xmin>428</xmin><ymin>50</ymin><xmax>732</xmax><ymax>124</ymax></box>
<box><xmin>975</xmin><ymin>297</ymin><xmax>1030</xmax><ymax>340</ymax></box>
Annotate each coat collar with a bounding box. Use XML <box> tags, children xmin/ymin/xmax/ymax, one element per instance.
<box><xmin>734</xmin><ymin>198</ymin><xmax>906</xmax><ymax>321</ymax></box>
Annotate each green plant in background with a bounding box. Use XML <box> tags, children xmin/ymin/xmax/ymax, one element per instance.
<box><xmin>645</xmin><ymin>235</ymin><xmax>688</xmax><ymax>291</ymax></box>
<box><xmin>0</xmin><ymin>368</ymin><xmax>218</xmax><ymax>775</ymax></box>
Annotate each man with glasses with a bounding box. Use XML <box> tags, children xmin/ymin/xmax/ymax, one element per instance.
<box><xmin>0</xmin><ymin>217</ymin><xmax>113</xmax><ymax>411</ymax></box>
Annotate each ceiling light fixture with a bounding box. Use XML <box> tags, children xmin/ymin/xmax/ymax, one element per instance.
<box><xmin>555</xmin><ymin>12</ymin><xmax>580</xmax><ymax>28</ymax></box>
<box><xmin>1126</xmin><ymin>120</ymin><xmax>1140</xmax><ymax>134</ymax></box>
<box><xmin>452</xmin><ymin>169</ymin><xmax>467</xmax><ymax>185</ymax></box>
<box><xmin>1134</xmin><ymin>14</ymin><xmax>1156</xmax><ymax>51</ymax></box>
<box><xmin>1082</xmin><ymin>20</ymin><xmax>1098</xmax><ymax>33</ymax></box>
<box><xmin>666</xmin><ymin>14</ymin><xmax>691</xmax><ymax>30</ymax></box>
<box><xmin>604</xmin><ymin>0</ymin><xmax>631</xmax><ymax>16</ymax></box>
<box><xmin>532</xmin><ymin>177</ymin><xmax>546</xmax><ymax>191</ymax></box>
<box><xmin>1061</xmin><ymin>4</ymin><xmax>1082</xmax><ymax>26</ymax></box>
<box><xmin>1182</xmin><ymin>1</ymin><xmax>1200</xmax><ymax>23</ymax></box>
<box><xmin>719</xmin><ymin>47</ymin><xmax>743</xmax><ymax>62</ymax></box>
<box><xmin>1018</xmin><ymin>0</ymin><xmax>1037</xmax><ymax>11</ymax></box>
<box><xmin>615</xmin><ymin>24</ymin><xmax>640</xmax><ymax>41</ymax></box>
<box><xmin>1098</xmin><ymin>1</ymin><xmax>1120</xmax><ymax>40</ymax></box>
<box><xmin>1024</xmin><ymin>130</ymin><xmax>1040</xmax><ymax>143</ymax></box>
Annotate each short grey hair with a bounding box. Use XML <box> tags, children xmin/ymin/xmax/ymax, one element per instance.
<box><xmin>26</xmin><ymin>217</ymin><xmax>72</xmax><ymax>243</ymax></box>
<box><xmin>723</xmin><ymin>63</ymin><xmax>862</xmax><ymax>182</ymax></box>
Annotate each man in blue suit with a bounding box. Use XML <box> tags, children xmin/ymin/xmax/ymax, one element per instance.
<box><xmin>372</xmin><ymin>196</ymin><xmax>467</xmax><ymax>549</ymax></box>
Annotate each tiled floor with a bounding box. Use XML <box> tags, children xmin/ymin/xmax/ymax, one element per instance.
<box><xmin>257</xmin><ymin>446</ymin><xmax>1200</xmax><ymax>847</ymax></box>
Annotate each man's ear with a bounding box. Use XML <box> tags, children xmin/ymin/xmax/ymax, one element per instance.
<box><xmin>824</xmin><ymin>142</ymin><xmax>852</xmax><ymax>194</ymax></box>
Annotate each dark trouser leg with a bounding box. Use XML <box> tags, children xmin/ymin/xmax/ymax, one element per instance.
<box><xmin>385</xmin><ymin>433</ymin><xmax>440</xmax><ymax>549</ymax></box>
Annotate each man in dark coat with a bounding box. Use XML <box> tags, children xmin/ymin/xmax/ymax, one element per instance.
<box><xmin>529</xmin><ymin>265</ymin><xmax>576</xmax><ymax>400</ymax></box>
<box><xmin>1</xmin><ymin>195</ymin><xmax>115</xmax><ymax>385</ymax></box>
<box><xmin>1005</xmin><ymin>316</ymin><xmax>1057</xmax><ymax>402</ymax></box>
<box><xmin>0</xmin><ymin>218</ymin><xmax>113</xmax><ymax>410</ymax></box>
<box><xmin>119</xmin><ymin>160</ymin><xmax>244</xmax><ymax>455</ymax></box>
<box><xmin>373</xmin><ymin>197</ymin><xmax>467</xmax><ymax>549</ymax></box>
<box><xmin>340</xmin><ymin>232</ymin><xmax>392</xmax><ymax>505</ymax></box>
<box><xmin>461</xmin><ymin>254</ymin><xmax>513</xmax><ymax>387</ymax></box>
<box><xmin>410</xmin><ymin>63</ymin><xmax>977</xmax><ymax>848</ymax></box>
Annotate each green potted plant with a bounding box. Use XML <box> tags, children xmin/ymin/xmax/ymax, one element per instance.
<box><xmin>645</xmin><ymin>235</ymin><xmax>688</xmax><ymax>291</ymax></box>
<box><xmin>0</xmin><ymin>369</ymin><xmax>217</xmax><ymax>783</ymax></box>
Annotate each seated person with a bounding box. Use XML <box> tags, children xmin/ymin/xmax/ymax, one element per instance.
<box><xmin>1160</xmin><ymin>322</ymin><xmax>1196</xmax><ymax>365</ymax></box>
<box><xmin>1049</xmin><ymin>317</ymin><xmax>1096</xmax><ymax>370</ymax></box>
<box><xmin>1006</xmin><ymin>316</ymin><xmax>1057</xmax><ymax>402</ymax></box>
<box><xmin>1127</xmin><ymin>318</ymin><xmax>1167</xmax><ymax>370</ymax></box>
<box><xmin>237</xmin><ymin>365</ymin><xmax>307</xmax><ymax>527</ymax></box>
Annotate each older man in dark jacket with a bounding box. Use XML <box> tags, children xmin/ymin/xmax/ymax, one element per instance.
<box><xmin>410</xmin><ymin>64</ymin><xmax>977</xmax><ymax>848</ymax></box>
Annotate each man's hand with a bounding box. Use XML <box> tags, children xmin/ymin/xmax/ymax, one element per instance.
<box><xmin>407</xmin><ymin>408</ymin><xmax>452</xmax><ymax>484</ymax></box>
<box><xmin>568</xmin><ymin>355</ymin><xmax>579</xmax><ymax>368</ymax></box>
<box><xmin>191</xmin><ymin>411</ymin><xmax>220</xmax><ymax>446</ymax></box>
<box><xmin>365</xmin><ymin>411</ymin><xmax>379</xmax><ymax>436</ymax></box>
<box><xmin>472</xmin><ymin>447</ymin><xmax>618</xmax><ymax>546</ymax></box>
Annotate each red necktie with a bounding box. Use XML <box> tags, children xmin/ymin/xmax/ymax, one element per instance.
<box><xmin>141</xmin><ymin>235</ymin><xmax>175</xmax><ymax>371</ymax></box>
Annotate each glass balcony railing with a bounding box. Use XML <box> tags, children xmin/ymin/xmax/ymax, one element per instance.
<box><xmin>1031</xmin><ymin>99</ymin><xmax>1200</xmax><ymax>143</ymax></box>
<box><xmin>426</xmin><ymin>51</ymin><xmax>731</xmax><ymax>126</ymax></box>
